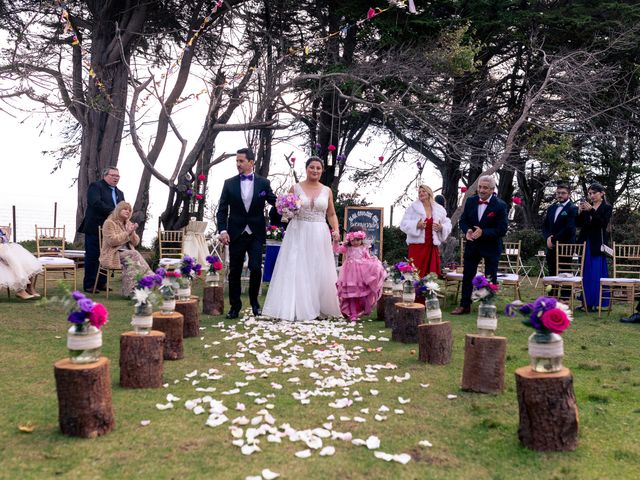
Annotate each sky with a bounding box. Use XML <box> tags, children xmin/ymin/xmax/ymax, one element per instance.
<box><xmin>0</xmin><ymin>100</ymin><xmax>443</xmax><ymax>246</ymax></box>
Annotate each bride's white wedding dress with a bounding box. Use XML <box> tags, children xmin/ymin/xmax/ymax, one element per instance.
<box><xmin>263</xmin><ymin>184</ymin><xmax>341</xmax><ymax>321</ymax></box>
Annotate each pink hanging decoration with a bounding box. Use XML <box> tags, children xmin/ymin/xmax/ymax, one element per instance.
<box><xmin>378</xmin><ymin>155</ymin><xmax>384</xmax><ymax>162</ymax></box>
<box><xmin>367</xmin><ymin>8</ymin><xmax>376</xmax><ymax>19</ymax></box>
<box><xmin>328</xmin><ymin>144</ymin><xmax>336</xmax><ymax>152</ymax></box>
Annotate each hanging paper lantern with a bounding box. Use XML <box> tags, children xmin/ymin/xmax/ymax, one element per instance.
<box><xmin>315</xmin><ymin>143</ymin><xmax>322</xmax><ymax>151</ymax></box>
<box><xmin>195</xmin><ymin>194</ymin><xmax>203</xmax><ymax>201</ymax></box>
<box><xmin>186</xmin><ymin>189</ymin><xmax>193</xmax><ymax>196</ymax></box>
<box><xmin>512</xmin><ymin>197</ymin><xmax>522</xmax><ymax>205</ymax></box>
<box><xmin>367</xmin><ymin>8</ymin><xmax>376</xmax><ymax>19</ymax></box>
<box><xmin>328</xmin><ymin>144</ymin><xmax>336</xmax><ymax>152</ymax></box>
<box><xmin>336</xmin><ymin>154</ymin><xmax>346</xmax><ymax>163</ymax></box>
<box><xmin>460</xmin><ymin>186</ymin><xmax>468</xmax><ymax>193</ymax></box>
<box><xmin>198</xmin><ymin>174</ymin><xmax>206</xmax><ymax>181</ymax></box>
<box><xmin>378</xmin><ymin>155</ymin><xmax>384</xmax><ymax>162</ymax></box>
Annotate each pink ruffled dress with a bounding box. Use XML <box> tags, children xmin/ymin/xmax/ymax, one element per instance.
<box><xmin>335</xmin><ymin>244</ymin><xmax>386</xmax><ymax>320</ymax></box>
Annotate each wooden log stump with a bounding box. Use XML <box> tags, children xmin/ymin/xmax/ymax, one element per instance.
<box><xmin>382</xmin><ymin>295</ymin><xmax>402</xmax><ymax>328</ymax></box>
<box><xmin>119</xmin><ymin>331</ymin><xmax>165</xmax><ymax>388</ymax></box>
<box><xmin>391</xmin><ymin>302</ymin><xmax>425</xmax><ymax>343</ymax></box>
<box><xmin>203</xmin><ymin>286</ymin><xmax>224</xmax><ymax>316</ymax></box>
<box><xmin>53</xmin><ymin>357</ymin><xmax>115</xmax><ymax>438</ymax></box>
<box><xmin>376</xmin><ymin>294</ymin><xmax>392</xmax><ymax>322</ymax></box>
<box><xmin>418</xmin><ymin>322</ymin><xmax>453</xmax><ymax>365</ymax></box>
<box><xmin>152</xmin><ymin>312</ymin><xmax>184</xmax><ymax>360</ymax></box>
<box><xmin>461</xmin><ymin>334</ymin><xmax>507</xmax><ymax>394</ymax></box>
<box><xmin>175</xmin><ymin>298</ymin><xmax>200</xmax><ymax>338</ymax></box>
<box><xmin>515</xmin><ymin>366</ymin><xmax>578</xmax><ymax>451</ymax></box>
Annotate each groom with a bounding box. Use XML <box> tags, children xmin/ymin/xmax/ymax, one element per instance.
<box><xmin>216</xmin><ymin>148</ymin><xmax>276</xmax><ymax>318</ymax></box>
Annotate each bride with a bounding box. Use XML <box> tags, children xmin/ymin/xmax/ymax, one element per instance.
<box><xmin>263</xmin><ymin>157</ymin><xmax>342</xmax><ymax>321</ymax></box>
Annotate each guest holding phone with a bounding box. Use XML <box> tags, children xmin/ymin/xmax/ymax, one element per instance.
<box><xmin>576</xmin><ymin>183</ymin><xmax>612</xmax><ymax>312</ymax></box>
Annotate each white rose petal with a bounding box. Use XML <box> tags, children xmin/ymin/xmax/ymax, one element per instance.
<box><xmin>398</xmin><ymin>397</ymin><xmax>411</xmax><ymax>404</ymax></box>
<box><xmin>262</xmin><ymin>469</ymin><xmax>280</xmax><ymax>480</ymax></box>
<box><xmin>378</xmin><ymin>405</ymin><xmax>390</xmax><ymax>412</ymax></box>
<box><xmin>193</xmin><ymin>405</ymin><xmax>205</xmax><ymax>415</ymax></box>
<box><xmin>393</xmin><ymin>453</ymin><xmax>412</xmax><ymax>464</ymax></box>
<box><xmin>155</xmin><ymin>402</ymin><xmax>173</xmax><ymax>411</ymax></box>
<box><xmin>370</xmin><ymin>389</ymin><xmax>379</xmax><ymax>396</ymax></box>
<box><xmin>241</xmin><ymin>444</ymin><xmax>261</xmax><ymax>455</ymax></box>
<box><xmin>319</xmin><ymin>446</ymin><xmax>335</xmax><ymax>457</ymax></box>
<box><xmin>394</xmin><ymin>409</ymin><xmax>405</xmax><ymax>415</ymax></box>
<box><xmin>352</xmin><ymin>438</ymin><xmax>366</xmax><ymax>446</ymax></box>
<box><xmin>418</xmin><ymin>440</ymin><xmax>433</xmax><ymax>448</ymax></box>
<box><xmin>366</xmin><ymin>435</ymin><xmax>381</xmax><ymax>450</ymax></box>
<box><xmin>295</xmin><ymin>449</ymin><xmax>312</xmax><ymax>459</ymax></box>
<box><xmin>353</xmin><ymin>417</ymin><xmax>366</xmax><ymax>423</ymax></box>
<box><xmin>374</xmin><ymin>414</ymin><xmax>387</xmax><ymax>422</ymax></box>
<box><xmin>374</xmin><ymin>451</ymin><xmax>393</xmax><ymax>461</ymax></box>
<box><xmin>232</xmin><ymin>439</ymin><xmax>244</xmax><ymax>447</ymax></box>
<box><xmin>447</xmin><ymin>394</ymin><xmax>458</xmax><ymax>400</ymax></box>
<box><xmin>140</xmin><ymin>420</ymin><xmax>151</xmax><ymax>426</ymax></box>
<box><xmin>166</xmin><ymin>393</ymin><xmax>180</xmax><ymax>402</ymax></box>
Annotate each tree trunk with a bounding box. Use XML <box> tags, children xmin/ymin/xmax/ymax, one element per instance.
<box><xmin>152</xmin><ymin>312</ymin><xmax>184</xmax><ymax>360</ymax></box>
<box><xmin>391</xmin><ymin>303</ymin><xmax>424</xmax><ymax>343</ymax></box>
<box><xmin>383</xmin><ymin>295</ymin><xmax>402</xmax><ymax>329</ymax></box>
<box><xmin>175</xmin><ymin>298</ymin><xmax>200</xmax><ymax>338</ymax></box>
<box><xmin>461</xmin><ymin>334</ymin><xmax>507</xmax><ymax>394</ymax></box>
<box><xmin>203</xmin><ymin>286</ymin><xmax>224</xmax><ymax>316</ymax></box>
<box><xmin>119</xmin><ymin>331</ymin><xmax>165</xmax><ymax>388</ymax></box>
<box><xmin>418</xmin><ymin>322</ymin><xmax>453</xmax><ymax>365</ymax></box>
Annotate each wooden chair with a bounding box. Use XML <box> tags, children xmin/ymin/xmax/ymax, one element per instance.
<box><xmin>158</xmin><ymin>228</ymin><xmax>184</xmax><ymax>268</ymax></box>
<box><xmin>598</xmin><ymin>243</ymin><xmax>640</xmax><ymax>318</ymax></box>
<box><xmin>92</xmin><ymin>226</ymin><xmax>122</xmax><ymax>299</ymax></box>
<box><xmin>35</xmin><ymin>225</ymin><xmax>77</xmax><ymax>297</ymax></box>
<box><xmin>444</xmin><ymin>238</ymin><xmax>485</xmax><ymax>305</ymax></box>
<box><xmin>497</xmin><ymin>241</ymin><xmax>522</xmax><ymax>300</ymax></box>
<box><xmin>541</xmin><ymin>242</ymin><xmax>586</xmax><ymax>312</ymax></box>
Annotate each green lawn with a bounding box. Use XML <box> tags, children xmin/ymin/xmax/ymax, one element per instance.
<box><xmin>0</xmin><ymin>281</ymin><xmax>639</xmax><ymax>480</ymax></box>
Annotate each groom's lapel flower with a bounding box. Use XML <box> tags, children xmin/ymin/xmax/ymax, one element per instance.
<box><xmin>259</xmin><ymin>190</ymin><xmax>266</xmax><ymax>198</ymax></box>
<box><xmin>560</xmin><ymin>211</ymin><xmax>568</xmax><ymax>216</ymax></box>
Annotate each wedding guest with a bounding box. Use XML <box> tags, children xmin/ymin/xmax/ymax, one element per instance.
<box><xmin>0</xmin><ymin>225</ymin><xmax>41</xmax><ymax>299</ymax></box>
<box><xmin>216</xmin><ymin>148</ymin><xmax>276</xmax><ymax>318</ymax></box>
<box><xmin>400</xmin><ymin>185</ymin><xmax>452</xmax><ymax>278</ymax></box>
<box><xmin>334</xmin><ymin>226</ymin><xmax>386</xmax><ymax>322</ymax></box>
<box><xmin>576</xmin><ymin>182</ymin><xmax>612</xmax><ymax>312</ymax></box>
<box><xmin>452</xmin><ymin>175</ymin><xmax>508</xmax><ymax>315</ymax></box>
<box><xmin>542</xmin><ymin>181</ymin><xmax>578</xmax><ymax>276</ymax></box>
<box><xmin>78</xmin><ymin>166</ymin><xmax>124</xmax><ymax>292</ymax></box>
<box><xmin>99</xmin><ymin>201</ymin><xmax>152</xmax><ymax>296</ymax></box>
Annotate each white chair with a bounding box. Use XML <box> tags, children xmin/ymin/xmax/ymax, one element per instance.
<box><xmin>497</xmin><ymin>241</ymin><xmax>523</xmax><ymax>300</ymax></box>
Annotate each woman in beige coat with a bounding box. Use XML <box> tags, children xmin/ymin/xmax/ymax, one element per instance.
<box><xmin>99</xmin><ymin>201</ymin><xmax>151</xmax><ymax>296</ymax></box>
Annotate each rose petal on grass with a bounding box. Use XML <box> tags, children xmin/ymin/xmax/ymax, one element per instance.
<box><xmin>319</xmin><ymin>446</ymin><xmax>335</xmax><ymax>456</ymax></box>
<box><xmin>366</xmin><ymin>435</ymin><xmax>381</xmax><ymax>450</ymax></box>
<box><xmin>374</xmin><ymin>451</ymin><xmax>393</xmax><ymax>461</ymax></box>
<box><xmin>418</xmin><ymin>440</ymin><xmax>433</xmax><ymax>448</ymax></box>
<box><xmin>295</xmin><ymin>449</ymin><xmax>312</xmax><ymax>459</ymax></box>
<box><xmin>398</xmin><ymin>397</ymin><xmax>411</xmax><ymax>404</ymax></box>
<box><xmin>156</xmin><ymin>402</ymin><xmax>173</xmax><ymax>410</ymax></box>
<box><xmin>140</xmin><ymin>420</ymin><xmax>151</xmax><ymax>427</ymax></box>
<box><xmin>393</xmin><ymin>453</ymin><xmax>412</xmax><ymax>464</ymax></box>
<box><xmin>261</xmin><ymin>469</ymin><xmax>280</xmax><ymax>480</ymax></box>
<box><xmin>447</xmin><ymin>394</ymin><xmax>458</xmax><ymax>400</ymax></box>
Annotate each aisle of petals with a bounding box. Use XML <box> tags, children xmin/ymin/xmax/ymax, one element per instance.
<box><xmin>153</xmin><ymin>315</ymin><xmax>436</xmax><ymax>479</ymax></box>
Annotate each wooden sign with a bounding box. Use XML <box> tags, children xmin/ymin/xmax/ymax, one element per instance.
<box><xmin>344</xmin><ymin>206</ymin><xmax>384</xmax><ymax>259</ymax></box>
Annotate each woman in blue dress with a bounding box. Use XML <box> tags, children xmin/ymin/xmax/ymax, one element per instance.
<box><xmin>576</xmin><ymin>183</ymin><xmax>612</xmax><ymax>311</ymax></box>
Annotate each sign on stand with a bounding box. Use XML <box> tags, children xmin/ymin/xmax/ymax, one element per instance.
<box><xmin>344</xmin><ymin>207</ymin><xmax>384</xmax><ymax>259</ymax></box>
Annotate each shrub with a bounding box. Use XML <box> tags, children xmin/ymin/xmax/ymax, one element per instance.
<box><xmin>382</xmin><ymin>226</ymin><xmax>407</xmax><ymax>265</ymax></box>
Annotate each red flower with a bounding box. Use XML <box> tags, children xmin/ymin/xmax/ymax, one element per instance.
<box><xmin>198</xmin><ymin>174</ymin><xmax>206</xmax><ymax>181</ymax></box>
<box><xmin>328</xmin><ymin>144</ymin><xmax>336</xmax><ymax>152</ymax></box>
<box><xmin>540</xmin><ymin>308</ymin><xmax>570</xmax><ymax>334</ymax></box>
<box><xmin>512</xmin><ymin>197</ymin><xmax>522</xmax><ymax>205</ymax></box>
<box><xmin>487</xmin><ymin>212</ymin><xmax>495</xmax><ymax>218</ymax></box>
<box><xmin>291</xmin><ymin>157</ymin><xmax>296</xmax><ymax>163</ymax></box>
<box><xmin>367</xmin><ymin>7</ymin><xmax>376</xmax><ymax>19</ymax></box>
<box><xmin>378</xmin><ymin>155</ymin><xmax>384</xmax><ymax>162</ymax></box>
<box><xmin>460</xmin><ymin>186</ymin><xmax>468</xmax><ymax>193</ymax></box>
<box><xmin>195</xmin><ymin>194</ymin><xmax>203</xmax><ymax>201</ymax></box>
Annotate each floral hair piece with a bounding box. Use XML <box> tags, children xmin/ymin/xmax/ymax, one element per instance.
<box><xmin>345</xmin><ymin>231</ymin><xmax>367</xmax><ymax>243</ymax></box>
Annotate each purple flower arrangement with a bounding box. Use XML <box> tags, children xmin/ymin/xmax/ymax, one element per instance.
<box><xmin>179</xmin><ymin>255</ymin><xmax>202</xmax><ymax>280</ymax></box>
<box><xmin>505</xmin><ymin>296</ymin><xmax>572</xmax><ymax>334</ymax></box>
<box><xmin>276</xmin><ymin>193</ymin><xmax>301</xmax><ymax>221</ymax></box>
<box><xmin>68</xmin><ymin>291</ymin><xmax>108</xmax><ymax>330</ymax></box>
<box><xmin>205</xmin><ymin>255</ymin><xmax>224</xmax><ymax>273</ymax></box>
<box><xmin>471</xmin><ymin>275</ymin><xmax>500</xmax><ymax>304</ymax></box>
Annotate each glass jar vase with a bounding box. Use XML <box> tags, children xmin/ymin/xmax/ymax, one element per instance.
<box><xmin>402</xmin><ymin>280</ymin><xmax>414</xmax><ymax>303</ymax></box>
<box><xmin>67</xmin><ymin>322</ymin><xmax>102</xmax><ymax>364</ymax></box>
<box><xmin>477</xmin><ymin>303</ymin><xmax>498</xmax><ymax>336</ymax></box>
<box><xmin>528</xmin><ymin>332</ymin><xmax>564</xmax><ymax>373</ymax></box>
<box><xmin>131</xmin><ymin>302</ymin><xmax>153</xmax><ymax>335</ymax></box>
<box><xmin>425</xmin><ymin>296</ymin><xmax>442</xmax><ymax>324</ymax></box>
<box><xmin>177</xmin><ymin>279</ymin><xmax>192</xmax><ymax>301</ymax></box>
<box><xmin>382</xmin><ymin>279</ymin><xmax>394</xmax><ymax>295</ymax></box>
<box><xmin>392</xmin><ymin>281</ymin><xmax>403</xmax><ymax>298</ymax></box>
<box><xmin>205</xmin><ymin>272</ymin><xmax>220</xmax><ymax>287</ymax></box>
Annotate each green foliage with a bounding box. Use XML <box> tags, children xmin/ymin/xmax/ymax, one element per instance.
<box><xmin>333</xmin><ymin>191</ymin><xmax>370</xmax><ymax>232</ymax></box>
<box><xmin>527</xmin><ymin>129</ymin><xmax>582</xmax><ymax>180</ymax></box>
<box><xmin>428</xmin><ymin>23</ymin><xmax>482</xmax><ymax>76</ymax></box>
<box><xmin>611</xmin><ymin>206</ymin><xmax>640</xmax><ymax>244</ymax></box>
<box><xmin>382</xmin><ymin>226</ymin><xmax>407</xmax><ymax>265</ymax></box>
<box><xmin>505</xmin><ymin>228</ymin><xmax>545</xmax><ymax>261</ymax></box>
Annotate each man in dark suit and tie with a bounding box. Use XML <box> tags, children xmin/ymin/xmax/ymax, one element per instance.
<box><xmin>451</xmin><ymin>175</ymin><xmax>508</xmax><ymax>314</ymax></box>
<box><xmin>217</xmin><ymin>148</ymin><xmax>276</xmax><ymax>319</ymax></box>
<box><xmin>542</xmin><ymin>182</ymin><xmax>577</xmax><ymax>276</ymax></box>
<box><xmin>78</xmin><ymin>166</ymin><xmax>124</xmax><ymax>292</ymax></box>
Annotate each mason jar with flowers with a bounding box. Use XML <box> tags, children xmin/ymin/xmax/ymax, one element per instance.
<box><xmin>415</xmin><ymin>273</ymin><xmax>442</xmax><ymax>323</ymax></box>
<box><xmin>205</xmin><ymin>255</ymin><xmax>224</xmax><ymax>287</ymax></box>
<box><xmin>66</xmin><ymin>291</ymin><xmax>109</xmax><ymax>364</ymax></box>
<box><xmin>505</xmin><ymin>296</ymin><xmax>572</xmax><ymax>373</ymax></box>
<box><xmin>177</xmin><ymin>255</ymin><xmax>202</xmax><ymax>300</ymax></box>
<box><xmin>155</xmin><ymin>268</ymin><xmax>179</xmax><ymax>313</ymax></box>
<box><xmin>471</xmin><ymin>275</ymin><xmax>500</xmax><ymax>336</ymax></box>
<box><xmin>393</xmin><ymin>260</ymin><xmax>420</xmax><ymax>303</ymax></box>
<box><xmin>131</xmin><ymin>273</ymin><xmax>162</xmax><ymax>334</ymax></box>
<box><xmin>381</xmin><ymin>262</ymin><xmax>395</xmax><ymax>295</ymax></box>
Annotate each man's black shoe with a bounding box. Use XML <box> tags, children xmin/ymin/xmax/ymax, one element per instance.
<box><xmin>620</xmin><ymin>313</ymin><xmax>640</xmax><ymax>324</ymax></box>
<box><xmin>252</xmin><ymin>306</ymin><xmax>262</xmax><ymax>316</ymax></box>
<box><xmin>226</xmin><ymin>310</ymin><xmax>240</xmax><ymax>319</ymax></box>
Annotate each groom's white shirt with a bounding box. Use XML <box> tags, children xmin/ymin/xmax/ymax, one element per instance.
<box><xmin>241</xmin><ymin>174</ymin><xmax>254</xmax><ymax>234</ymax></box>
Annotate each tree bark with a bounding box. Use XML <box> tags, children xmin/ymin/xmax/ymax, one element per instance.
<box><xmin>383</xmin><ymin>295</ymin><xmax>401</xmax><ymax>328</ymax></box>
<box><xmin>175</xmin><ymin>298</ymin><xmax>200</xmax><ymax>337</ymax></box>
<box><xmin>54</xmin><ymin>357</ymin><xmax>115</xmax><ymax>438</ymax></box>
<box><xmin>461</xmin><ymin>334</ymin><xmax>506</xmax><ymax>394</ymax></box>
<box><xmin>119</xmin><ymin>331</ymin><xmax>165</xmax><ymax>388</ymax></box>
<box><xmin>418</xmin><ymin>322</ymin><xmax>453</xmax><ymax>365</ymax></box>
<box><xmin>152</xmin><ymin>312</ymin><xmax>184</xmax><ymax>360</ymax></box>
<box><xmin>515</xmin><ymin>366</ymin><xmax>578</xmax><ymax>451</ymax></box>
<box><xmin>376</xmin><ymin>293</ymin><xmax>392</xmax><ymax>322</ymax></box>
<box><xmin>391</xmin><ymin>303</ymin><xmax>424</xmax><ymax>343</ymax></box>
<box><xmin>203</xmin><ymin>286</ymin><xmax>224</xmax><ymax>316</ymax></box>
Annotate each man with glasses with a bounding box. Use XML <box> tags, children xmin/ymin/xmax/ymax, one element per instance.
<box><xmin>78</xmin><ymin>166</ymin><xmax>124</xmax><ymax>292</ymax></box>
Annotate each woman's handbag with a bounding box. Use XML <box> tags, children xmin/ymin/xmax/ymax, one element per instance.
<box><xmin>600</xmin><ymin>229</ymin><xmax>613</xmax><ymax>257</ymax></box>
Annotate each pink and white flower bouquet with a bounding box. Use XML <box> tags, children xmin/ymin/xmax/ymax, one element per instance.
<box><xmin>276</xmin><ymin>193</ymin><xmax>301</xmax><ymax>222</ymax></box>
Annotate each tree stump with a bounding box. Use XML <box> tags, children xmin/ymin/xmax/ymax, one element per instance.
<box><xmin>175</xmin><ymin>298</ymin><xmax>199</xmax><ymax>337</ymax></box>
<box><xmin>203</xmin><ymin>286</ymin><xmax>224</xmax><ymax>316</ymax></box>
<box><xmin>418</xmin><ymin>322</ymin><xmax>453</xmax><ymax>365</ymax></box>
<box><xmin>392</xmin><ymin>303</ymin><xmax>425</xmax><ymax>343</ymax></box>
<box><xmin>515</xmin><ymin>366</ymin><xmax>578</xmax><ymax>451</ymax></box>
<box><xmin>152</xmin><ymin>312</ymin><xmax>184</xmax><ymax>360</ymax></box>
<box><xmin>119</xmin><ymin>331</ymin><xmax>165</xmax><ymax>388</ymax></box>
<box><xmin>382</xmin><ymin>295</ymin><xmax>402</xmax><ymax>328</ymax></box>
<box><xmin>53</xmin><ymin>357</ymin><xmax>115</xmax><ymax>438</ymax></box>
<box><xmin>461</xmin><ymin>334</ymin><xmax>507</xmax><ymax>394</ymax></box>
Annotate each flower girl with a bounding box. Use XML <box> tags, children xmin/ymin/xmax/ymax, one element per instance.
<box><xmin>334</xmin><ymin>226</ymin><xmax>386</xmax><ymax>321</ymax></box>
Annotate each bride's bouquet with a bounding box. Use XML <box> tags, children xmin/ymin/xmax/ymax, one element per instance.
<box><xmin>276</xmin><ymin>193</ymin><xmax>301</xmax><ymax>222</ymax></box>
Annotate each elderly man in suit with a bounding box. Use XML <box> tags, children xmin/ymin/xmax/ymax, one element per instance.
<box><xmin>451</xmin><ymin>175</ymin><xmax>509</xmax><ymax>315</ymax></box>
<box><xmin>542</xmin><ymin>181</ymin><xmax>578</xmax><ymax>277</ymax></box>
<box><xmin>78</xmin><ymin>166</ymin><xmax>124</xmax><ymax>292</ymax></box>
<box><xmin>217</xmin><ymin>148</ymin><xmax>276</xmax><ymax>319</ymax></box>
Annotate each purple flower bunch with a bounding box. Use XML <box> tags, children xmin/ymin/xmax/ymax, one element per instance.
<box><xmin>471</xmin><ymin>275</ymin><xmax>500</xmax><ymax>304</ymax></box>
<box><xmin>276</xmin><ymin>193</ymin><xmax>302</xmax><ymax>220</ymax></box>
<box><xmin>68</xmin><ymin>291</ymin><xmax>109</xmax><ymax>329</ymax></box>
<box><xmin>137</xmin><ymin>273</ymin><xmax>163</xmax><ymax>290</ymax></box>
<box><xmin>179</xmin><ymin>255</ymin><xmax>202</xmax><ymax>280</ymax></box>
<box><xmin>505</xmin><ymin>296</ymin><xmax>572</xmax><ymax>334</ymax></box>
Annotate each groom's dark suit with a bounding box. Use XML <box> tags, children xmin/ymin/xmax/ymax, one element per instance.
<box><xmin>216</xmin><ymin>173</ymin><xmax>276</xmax><ymax>313</ymax></box>
<box><xmin>459</xmin><ymin>194</ymin><xmax>508</xmax><ymax>308</ymax></box>
<box><xmin>542</xmin><ymin>201</ymin><xmax>577</xmax><ymax>276</ymax></box>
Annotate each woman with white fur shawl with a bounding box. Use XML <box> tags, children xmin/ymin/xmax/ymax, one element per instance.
<box><xmin>399</xmin><ymin>185</ymin><xmax>452</xmax><ymax>278</ymax></box>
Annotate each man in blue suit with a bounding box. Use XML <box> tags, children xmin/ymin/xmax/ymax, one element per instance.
<box><xmin>78</xmin><ymin>166</ymin><xmax>124</xmax><ymax>292</ymax></box>
<box><xmin>542</xmin><ymin>182</ymin><xmax>577</xmax><ymax>276</ymax></box>
<box><xmin>216</xmin><ymin>148</ymin><xmax>276</xmax><ymax>319</ymax></box>
<box><xmin>451</xmin><ymin>175</ymin><xmax>508</xmax><ymax>314</ymax></box>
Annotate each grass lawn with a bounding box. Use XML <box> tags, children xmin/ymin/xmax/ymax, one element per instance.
<box><xmin>0</xmin><ymin>280</ymin><xmax>639</xmax><ymax>480</ymax></box>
